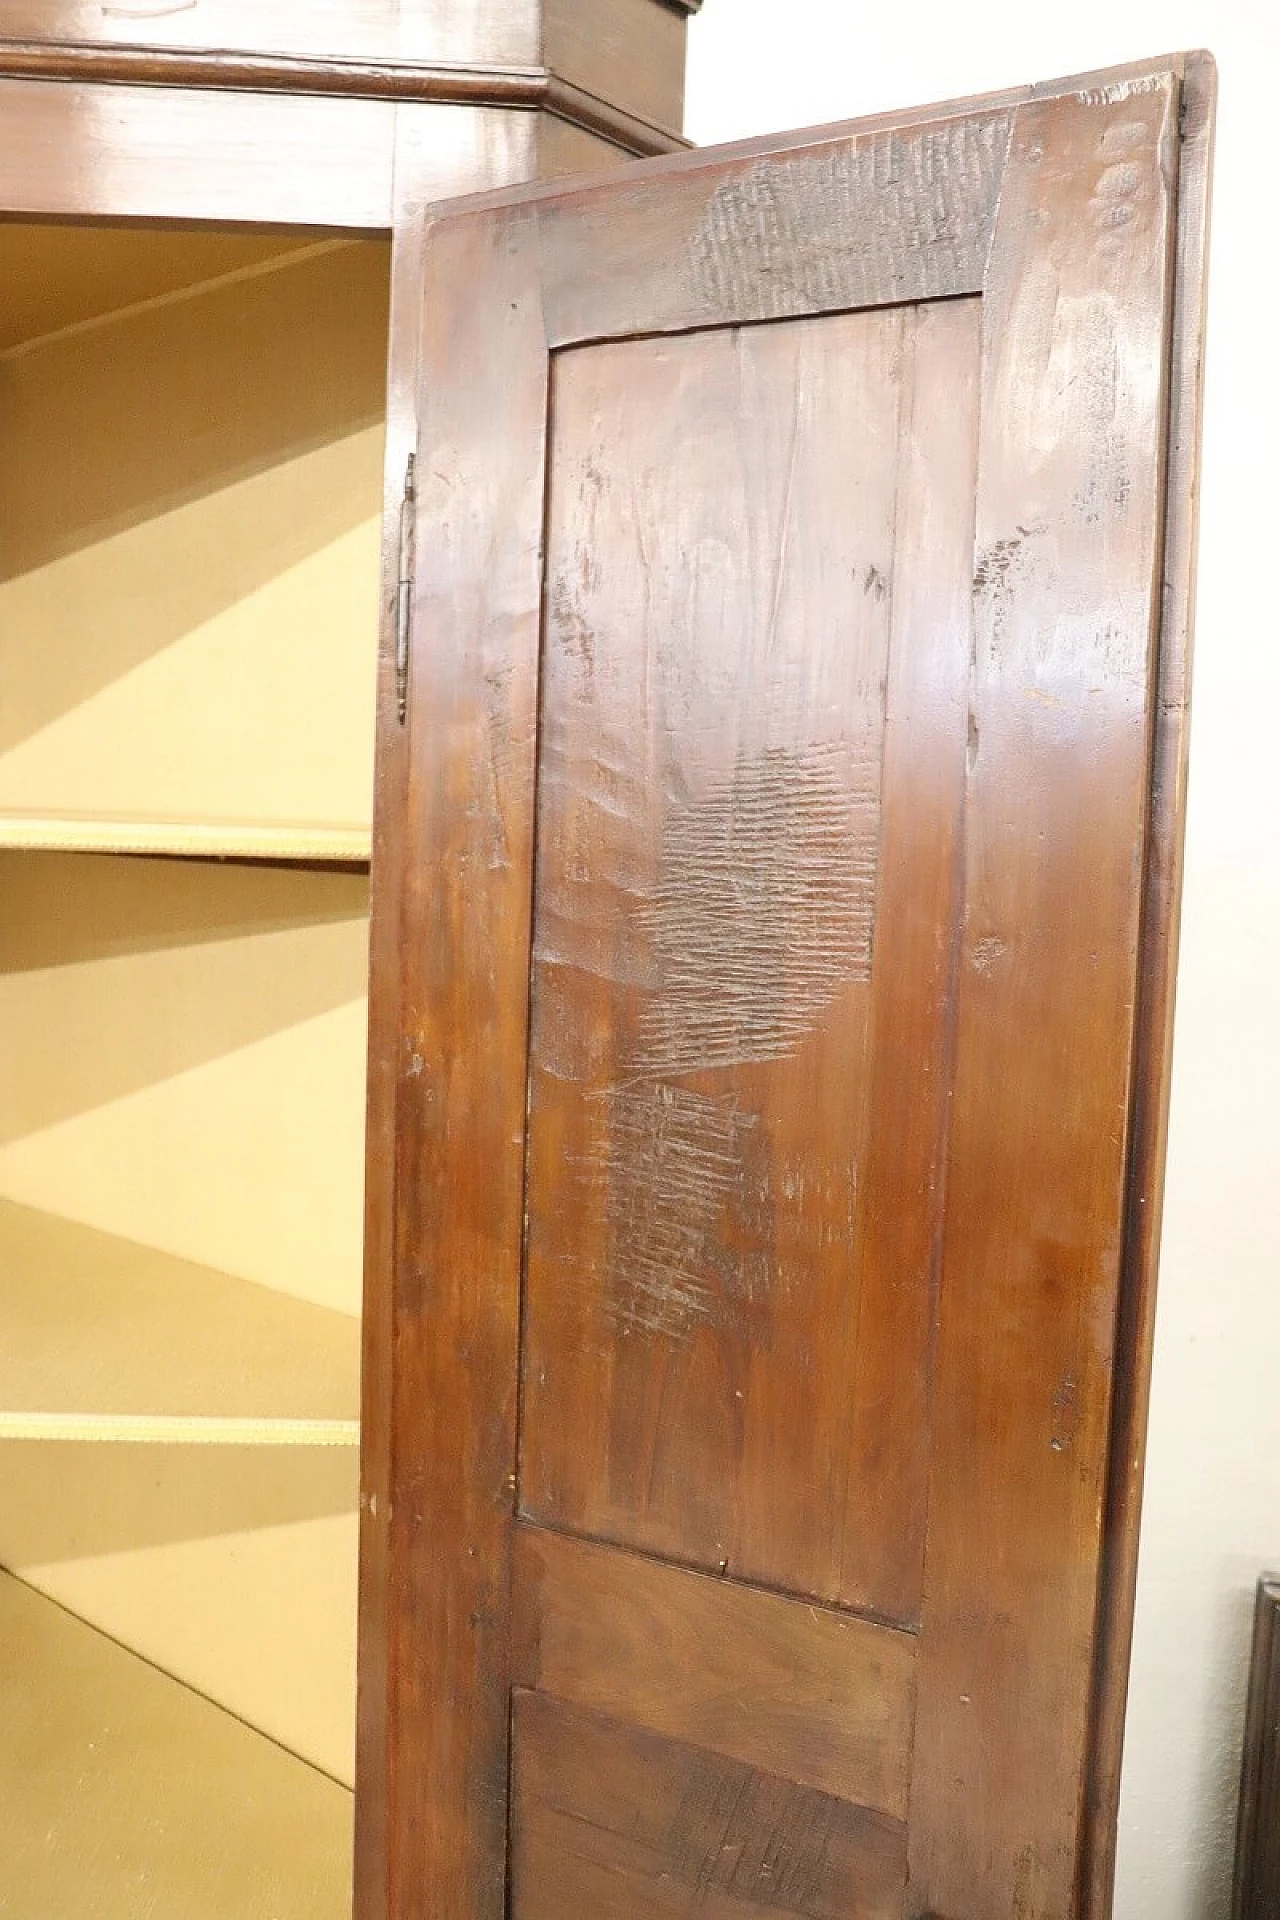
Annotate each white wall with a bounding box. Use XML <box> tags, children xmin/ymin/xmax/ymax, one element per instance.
<box><xmin>685</xmin><ymin>6</ymin><xmax>1280</xmax><ymax>1916</ymax></box>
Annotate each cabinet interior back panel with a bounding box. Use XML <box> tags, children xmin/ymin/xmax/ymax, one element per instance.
<box><xmin>0</xmin><ymin>850</ymin><xmax>367</xmax><ymax>1780</ymax></box>
<box><xmin>0</xmin><ymin>231</ymin><xmax>390</xmax><ymax>854</ymax></box>
<box><xmin>0</xmin><ymin>853</ymin><xmax>370</xmax><ymax>1311</ymax></box>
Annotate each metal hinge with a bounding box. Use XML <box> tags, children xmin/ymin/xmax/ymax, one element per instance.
<box><xmin>395</xmin><ymin>451</ymin><xmax>417</xmax><ymax>725</ymax></box>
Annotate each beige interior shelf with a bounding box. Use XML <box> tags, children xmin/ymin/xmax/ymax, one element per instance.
<box><xmin>0</xmin><ymin>1569</ymin><xmax>354</xmax><ymax>1919</ymax></box>
<box><xmin>0</xmin><ymin>1199</ymin><xmax>360</xmax><ymax>1447</ymax></box>
<box><xmin>0</xmin><ymin>813</ymin><xmax>373</xmax><ymax>862</ymax></box>
<box><xmin>0</xmin><ymin>227</ymin><xmax>390</xmax><ymax>853</ymax></box>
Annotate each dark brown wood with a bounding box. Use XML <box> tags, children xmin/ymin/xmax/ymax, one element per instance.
<box><xmin>1083</xmin><ymin>49</ymin><xmax>1219</xmax><ymax>1920</ymax></box>
<box><xmin>1234</xmin><ymin>1577</ymin><xmax>1280</xmax><ymax>1920</ymax></box>
<box><xmin>385</xmin><ymin>198</ymin><xmax>550</xmax><ymax>1920</ymax></box>
<box><xmin>383</xmin><ymin>52</ymin><xmax>1213</xmax><ymax>1920</ymax></box>
<box><xmin>520</xmin><ymin>298</ymin><xmax>976</xmax><ymax>1627</ymax></box>
<box><xmin>907</xmin><ymin>70</ymin><xmax>1181</xmax><ymax>1920</ymax></box>
<box><xmin>511</xmin><ymin>1691</ymin><xmax>905</xmax><ymax>1920</ymax></box>
<box><xmin>512</xmin><ymin>1524</ymin><xmax>916</xmax><ymax>1817</ymax></box>
<box><xmin>352</xmin><ymin>84</ymin><xmax>660</xmax><ymax>1920</ymax></box>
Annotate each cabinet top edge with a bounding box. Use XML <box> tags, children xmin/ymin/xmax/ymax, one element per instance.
<box><xmin>0</xmin><ymin>38</ymin><xmax>691</xmax><ymax>154</ymax></box>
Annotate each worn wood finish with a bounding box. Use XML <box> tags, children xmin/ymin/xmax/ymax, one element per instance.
<box><xmin>1083</xmin><ymin>49</ymin><xmax>1219</xmax><ymax>1920</ymax></box>
<box><xmin>544</xmin><ymin>0</ymin><xmax>689</xmax><ymax>133</ymax></box>
<box><xmin>907</xmin><ymin>73</ymin><xmax>1180</xmax><ymax>1920</ymax></box>
<box><xmin>1234</xmin><ymin>1577</ymin><xmax>1280</xmax><ymax>1920</ymax></box>
<box><xmin>0</xmin><ymin>76</ymin><xmax>398</xmax><ymax>225</ymax></box>
<box><xmin>387</xmin><ymin>198</ymin><xmax>549</xmax><ymax>1920</ymax></box>
<box><xmin>353</xmin><ymin>98</ymin><xmax>537</xmax><ymax>1920</ymax></box>
<box><xmin>0</xmin><ymin>84</ymin><xmax>679</xmax><ymax>231</ymax></box>
<box><xmin>384</xmin><ymin>52</ymin><xmax>1212</xmax><ymax>1920</ymax></box>
<box><xmin>521</xmin><ymin>300</ymin><xmax>977</xmax><ymax>1625</ymax></box>
<box><xmin>534</xmin><ymin>108</ymin><xmax>1013</xmax><ymax>343</ymax></box>
<box><xmin>352</xmin><ymin>79</ymin><xmax>663</xmax><ymax>1920</ymax></box>
<box><xmin>511</xmin><ymin>1690</ymin><xmax>906</xmax><ymax>1920</ymax></box>
<box><xmin>512</xmin><ymin>1525</ymin><xmax>916</xmax><ymax>1817</ymax></box>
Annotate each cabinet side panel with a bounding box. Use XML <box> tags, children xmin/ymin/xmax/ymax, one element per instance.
<box><xmin>544</xmin><ymin>0</ymin><xmax>688</xmax><ymax>133</ymax></box>
<box><xmin>0</xmin><ymin>2</ymin><xmax>541</xmax><ymax>64</ymax></box>
<box><xmin>0</xmin><ymin>77</ymin><xmax>397</xmax><ymax>225</ymax></box>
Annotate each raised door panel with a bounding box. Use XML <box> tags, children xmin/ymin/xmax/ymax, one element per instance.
<box><xmin>373</xmin><ymin>54</ymin><xmax>1213</xmax><ymax>1920</ymax></box>
<box><xmin>522</xmin><ymin>299</ymin><xmax>976</xmax><ymax>1626</ymax></box>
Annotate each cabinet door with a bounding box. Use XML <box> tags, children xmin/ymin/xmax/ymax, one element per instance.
<box><xmin>374</xmin><ymin>54</ymin><xmax>1213</xmax><ymax>1920</ymax></box>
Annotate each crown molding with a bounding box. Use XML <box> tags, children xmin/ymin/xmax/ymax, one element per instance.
<box><xmin>0</xmin><ymin>38</ymin><xmax>689</xmax><ymax>154</ymax></box>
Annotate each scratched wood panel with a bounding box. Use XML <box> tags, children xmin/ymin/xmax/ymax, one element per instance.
<box><xmin>906</xmin><ymin>75</ymin><xmax>1181</xmax><ymax>1920</ymax></box>
<box><xmin>512</xmin><ymin>1525</ymin><xmax>916</xmax><ymax>1819</ymax></box>
<box><xmin>531</xmin><ymin>109</ymin><xmax>1012</xmax><ymax>346</ymax></box>
<box><xmin>520</xmin><ymin>300</ymin><xmax>978</xmax><ymax>1621</ymax></box>
<box><xmin>386</xmin><ymin>201</ymin><xmax>550</xmax><ymax>1920</ymax></box>
<box><xmin>389</xmin><ymin>55</ymin><xmax>1210</xmax><ymax>1920</ymax></box>
<box><xmin>510</xmin><ymin>1691</ymin><xmax>907</xmax><ymax>1920</ymax></box>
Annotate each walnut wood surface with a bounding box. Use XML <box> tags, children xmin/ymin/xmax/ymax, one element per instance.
<box><xmin>352</xmin><ymin>93</ymin><xmax>657</xmax><ymax>1920</ymax></box>
<box><xmin>0</xmin><ymin>0</ymin><xmax>696</xmax><ymax>147</ymax></box>
<box><xmin>383</xmin><ymin>52</ymin><xmax>1212</xmax><ymax>1920</ymax></box>
<box><xmin>511</xmin><ymin>1690</ymin><xmax>905</xmax><ymax>1920</ymax></box>
<box><xmin>905</xmin><ymin>70</ymin><xmax>1181</xmax><ymax>1920</ymax></box>
<box><xmin>512</xmin><ymin>1525</ymin><xmax>916</xmax><ymax>1818</ymax></box>
<box><xmin>1234</xmin><ymin>1577</ymin><xmax>1280</xmax><ymax>1920</ymax></box>
<box><xmin>1082</xmin><ymin>49</ymin><xmax>1219</xmax><ymax>1918</ymax></box>
<box><xmin>521</xmin><ymin>300</ymin><xmax>976</xmax><ymax>1626</ymax></box>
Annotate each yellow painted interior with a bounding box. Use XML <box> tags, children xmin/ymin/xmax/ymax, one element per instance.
<box><xmin>0</xmin><ymin>222</ymin><xmax>391</xmax><ymax>1876</ymax></box>
<box><xmin>0</xmin><ymin>233</ymin><xmax>389</xmax><ymax>854</ymax></box>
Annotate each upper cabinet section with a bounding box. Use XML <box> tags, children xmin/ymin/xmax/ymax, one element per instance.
<box><xmin>0</xmin><ymin>0</ymin><xmax>702</xmax><ymax>140</ymax></box>
<box><xmin>0</xmin><ymin>226</ymin><xmax>390</xmax><ymax>861</ymax></box>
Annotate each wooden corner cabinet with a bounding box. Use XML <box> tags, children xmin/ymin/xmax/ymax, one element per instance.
<box><xmin>1</xmin><ymin>19</ymin><xmax>1214</xmax><ymax>1920</ymax></box>
<box><xmin>375</xmin><ymin>47</ymin><xmax>1214</xmax><ymax>1920</ymax></box>
<box><xmin>0</xmin><ymin>6</ymin><xmax>697</xmax><ymax>1918</ymax></box>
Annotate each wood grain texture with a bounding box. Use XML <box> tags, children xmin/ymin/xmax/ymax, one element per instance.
<box><xmin>1234</xmin><ymin>1577</ymin><xmax>1280</xmax><ymax>1920</ymax></box>
<box><xmin>387</xmin><ymin>54</ymin><xmax>1212</xmax><ymax>1920</ymax></box>
<box><xmin>353</xmin><ymin>100</ymin><xmax>537</xmax><ymax>1920</ymax></box>
<box><xmin>520</xmin><ymin>300</ymin><xmax>977</xmax><ymax>1624</ymax></box>
<box><xmin>355</xmin><ymin>64</ymin><xmax>673</xmax><ymax>1917</ymax></box>
<box><xmin>1082</xmin><ymin>50</ymin><xmax>1218</xmax><ymax>1920</ymax></box>
<box><xmin>0</xmin><ymin>82</ymin><xmax>674</xmax><ymax>233</ymax></box>
<box><xmin>512</xmin><ymin>1525</ymin><xmax>917</xmax><ymax>1819</ymax></box>
<box><xmin>532</xmin><ymin>108</ymin><xmax>1013</xmax><ymax>345</ymax></box>
<box><xmin>383</xmin><ymin>200</ymin><xmax>549</xmax><ymax>1920</ymax></box>
<box><xmin>0</xmin><ymin>75</ymin><xmax>397</xmax><ymax>225</ymax></box>
<box><xmin>0</xmin><ymin>43</ymin><xmax>689</xmax><ymax>158</ymax></box>
<box><xmin>906</xmin><ymin>73</ymin><xmax>1181</xmax><ymax>1920</ymax></box>
<box><xmin>544</xmin><ymin>0</ymin><xmax>687</xmax><ymax>133</ymax></box>
<box><xmin>511</xmin><ymin>1691</ymin><xmax>906</xmax><ymax>1920</ymax></box>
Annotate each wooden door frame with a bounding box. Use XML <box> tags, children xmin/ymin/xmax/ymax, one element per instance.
<box><xmin>372</xmin><ymin>51</ymin><xmax>1215</xmax><ymax>1919</ymax></box>
<box><xmin>0</xmin><ymin>32</ymin><xmax>692</xmax><ymax>1920</ymax></box>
